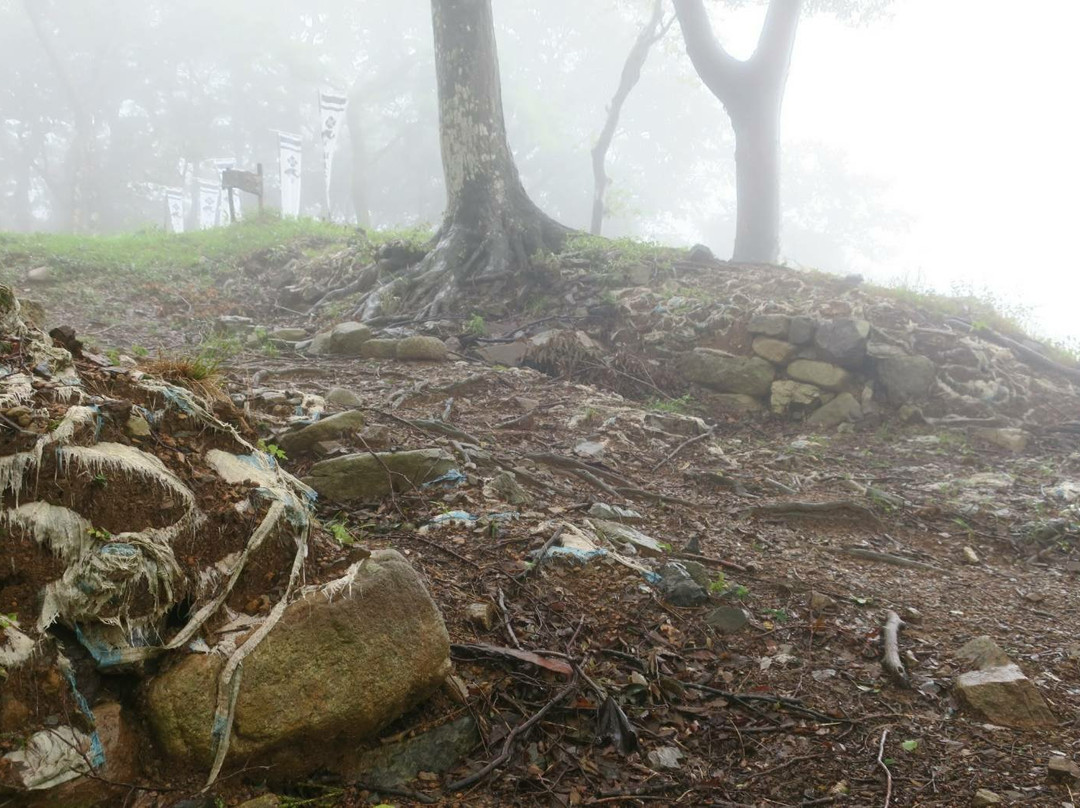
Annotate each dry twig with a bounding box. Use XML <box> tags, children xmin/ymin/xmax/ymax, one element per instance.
<box><xmin>882</xmin><ymin>610</ymin><xmax>908</xmax><ymax>686</ymax></box>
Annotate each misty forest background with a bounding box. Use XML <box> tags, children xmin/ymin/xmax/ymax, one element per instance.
<box><xmin>0</xmin><ymin>0</ymin><xmax>906</xmax><ymax>279</ymax></box>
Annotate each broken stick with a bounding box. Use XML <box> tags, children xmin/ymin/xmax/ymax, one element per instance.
<box><xmin>881</xmin><ymin>610</ymin><xmax>908</xmax><ymax>687</ymax></box>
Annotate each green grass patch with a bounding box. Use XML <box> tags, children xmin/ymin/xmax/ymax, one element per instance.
<box><xmin>0</xmin><ymin>214</ymin><xmax>434</xmax><ymax>286</ymax></box>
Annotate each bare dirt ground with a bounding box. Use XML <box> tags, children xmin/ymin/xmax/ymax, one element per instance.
<box><xmin>9</xmin><ymin>250</ymin><xmax>1080</xmax><ymax>808</ymax></box>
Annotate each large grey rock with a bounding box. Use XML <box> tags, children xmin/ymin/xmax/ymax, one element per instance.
<box><xmin>680</xmin><ymin>349</ymin><xmax>774</xmax><ymax>397</ymax></box>
<box><xmin>145</xmin><ymin>550</ymin><xmax>451</xmax><ymax>768</ymax></box>
<box><xmin>344</xmin><ymin>716</ymin><xmax>479</xmax><ymax>787</ymax></box>
<box><xmin>397</xmin><ymin>335</ymin><xmax>448</xmax><ymax>361</ymax></box>
<box><xmin>806</xmin><ymin>392</ymin><xmax>862</xmax><ymax>428</ymax></box>
<box><xmin>307</xmin><ymin>330</ymin><xmax>333</xmax><ymax>355</ymax></box>
<box><xmin>747</xmin><ymin>314</ymin><xmax>790</xmax><ymax>339</ymax></box>
<box><xmin>788</xmin><ymin>316</ymin><xmax>817</xmax><ymax>345</ymax></box>
<box><xmin>358</xmin><ymin>338</ymin><xmax>400</xmax><ymax>359</ymax></box>
<box><xmin>953</xmin><ymin>664</ymin><xmax>1057</xmax><ymax>728</ymax></box>
<box><xmin>877</xmin><ymin>355</ymin><xmax>935</xmax><ymax>403</ymax></box>
<box><xmin>752</xmin><ymin>337</ymin><xmax>797</xmax><ymax>366</ymax></box>
<box><xmin>814</xmin><ymin>318</ymin><xmax>870</xmax><ymax>367</ymax></box>
<box><xmin>770</xmin><ymin>380</ymin><xmax>822</xmax><ymax>415</ymax></box>
<box><xmin>327</xmin><ymin>387</ymin><xmax>364</xmax><ymax>408</ymax></box>
<box><xmin>329</xmin><ymin>322</ymin><xmax>373</xmax><ymax>354</ymax></box>
<box><xmin>787</xmin><ymin>359</ymin><xmax>852</xmax><ymax>391</ymax></box>
<box><xmin>304</xmin><ymin>449</ymin><xmax>456</xmax><ymax>502</ymax></box>
<box><xmin>278</xmin><ymin>410</ymin><xmax>366</xmax><ymax>455</ymax></box>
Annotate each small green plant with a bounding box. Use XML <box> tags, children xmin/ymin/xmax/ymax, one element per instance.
<box><xmin>731</xmin><ymin>584</ymin><xmax>750</xmax><ymax>599</ymax></box>
<box><xmin>257</xmin><ymin>440</ymin><xmax>287</xmax><ymax>461</ymax></box>
<box><xmin>131</xmin><ymin>344</ymin><xmax>149</xmax><ymax>358</ymax></box>
<box><xmin>91</xmin><ymin>473</ymin><xmax>108</xmax><ymax>488</ymax></box>
<box><xmin>0</xmin><ymin>613</ymin><xmax>18</xmax><ymax>630</ymax></box>
<box><xmin>648</xmin><ymin>394</ymin><xmax>694</xmax><ymax>414</ymax></box>
<box><xmin>708</xmin><ymin>572</ymin><xmax>727</xmax><ymax>593</ymax></box>
<box><xmin>86</xmin><ymin>527</ymin><xmax>112</xmax><ymax>541</ymax></box>
<box><xmin>105</xmin><ymin>348</ymin><xmax>121</xmax><ymax>364</ymax></box>
<box><xmin>326</xmin><ymin>521</ymin><xmax>354</xmax><ymax>545</ymax></box>
<box><xmin>464</xmin><ymin>313</ymin><xmax>487</xmax><ymax>337</ymax></box>
<box><xmin>763</xmin><ymin>608</ymin><xmax>790</xmax><ymax>622</ymax></box>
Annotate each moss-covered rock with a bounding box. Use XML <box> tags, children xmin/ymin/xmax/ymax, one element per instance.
<box><xmin>145</xmin><ymin>549</ymin><xmax>451</xmax><ymax>769</ymax></box>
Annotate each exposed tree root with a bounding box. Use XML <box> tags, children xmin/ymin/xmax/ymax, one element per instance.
<box><xmin>351</xmin><ymin>199</ymin><xmax>570</xmax><ymax>323</ymax></box>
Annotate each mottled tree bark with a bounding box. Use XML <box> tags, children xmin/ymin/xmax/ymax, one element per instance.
<box><xmin>359</xmin><ymin>0</ymin><xmax>566</xmax><ymax>320</ymax></box>
<box><xmin>674</xmin><ymin>0</ymin><xmax>802</xmax><ymax>264</ymax></box>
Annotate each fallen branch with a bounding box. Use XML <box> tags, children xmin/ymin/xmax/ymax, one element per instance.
<box><xmin>451</xmin><ymin>643</ymin><xmax>573</xmax><ymax>676</ymax></box>
<box><xmin>446</xmin><ymin>675</ymin><xmax>578</xmax><ymax>792</ymax></box>
<box><xmin>876</xmin><ymin>727</ymin><xmax>893</xmax><ymax>808</ymax></box>
<box><xmin>830</xmin><ymin>547</ymin><xmax>943</xmax><ymax>573</ymax></box>
<box><xmin>616</xmin><ymin>486</ymin><xmax>701</xmax><ymax>508</ymax></box>
<box><xmin>525</xmin><ymin>452</ymin><xmax>634</xmax><ymax>487</ymax></box>
<box><xmin>672</xmin><ymin>552</ymin><xmax>749</xmax><ymax>574</ymax></box>
<box><xmin>749</xmin><ymin>499</ymin><xmax>881</xmax><ymax>524</ymax></box>
<box><xmin>881</xmin><ymin>610</ymin><xmax>908</xmax><ymax>687</ymax></box>
<box><xmin>652</xmin><ymin>426</ymin><xmax>715</xmax><ymax>472</ymax></box>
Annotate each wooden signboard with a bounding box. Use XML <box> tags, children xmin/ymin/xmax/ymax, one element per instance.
<box><xmin>221</xmin><ymin>164</ymin><xmax>264</xmax><ymax>222</ymax></box>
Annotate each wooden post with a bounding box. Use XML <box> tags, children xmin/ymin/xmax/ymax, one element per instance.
<box><xmin>227</xmin><ymin>187</ymin><xmax>237</xmax><ymax>224</ymax></box>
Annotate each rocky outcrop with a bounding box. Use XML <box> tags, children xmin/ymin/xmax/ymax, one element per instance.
<box><xmin>145</xmin><ymin>549</ymin><xmax>451</xmax><ymax>769</ymax></box>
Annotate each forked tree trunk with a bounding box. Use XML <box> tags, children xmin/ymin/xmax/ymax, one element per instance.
<box><xmin>590</xmin><ymin>0</ymin><xmax>669</xmax><ymax>236</ymax></box>
<box><xmin>358</xmin><ymin>0</ymin><xmax>566</xmax><ymax>320</ymax></box>
<box><xmin>674</xmin><ymin>0</ymin><xmax>802</xmax><ymax>264</ymax></box>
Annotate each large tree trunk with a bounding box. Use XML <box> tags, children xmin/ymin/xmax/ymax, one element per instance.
<box><xmin>730</xmin><ymin>96</ymin><xmax>781</xmax><ymax>263</ymax></box>
<box><xmin>674</xmin><ymin>0</ymin><xmax>802</xmax><ymax>264</ymax></box>
<box><xmin>590</xmin><ymin>0</ymin><xmax>668</xmax><ymax>236</ymax></box>
<box><xmin>356</xmin><ymin>0</ymin><xmax>566</xmax><ymax>321</ymax></box>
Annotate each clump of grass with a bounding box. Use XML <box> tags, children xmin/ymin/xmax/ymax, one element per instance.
<box><xmin>143</xmin><ymin>354</ymin><xmax>225</xmax><ymax>400</ymax></box>
<box><xmin>647</xmin><ymin>394</ymin><xmax>694</xmax><ymax>414</ymax></box>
